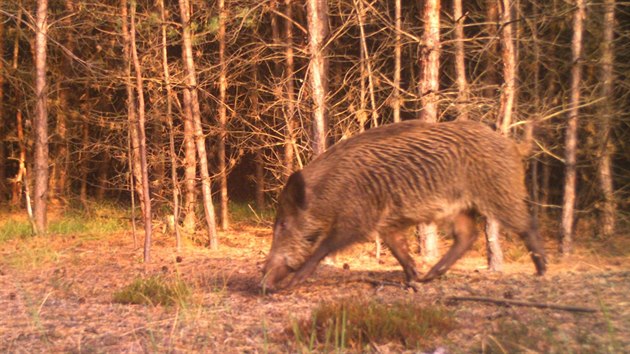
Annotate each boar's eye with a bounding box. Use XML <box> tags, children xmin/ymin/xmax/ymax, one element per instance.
<box><xmin>305</xmin><ymin>232</ymin><xmax>318</xmax><ymax>245</ymax></box>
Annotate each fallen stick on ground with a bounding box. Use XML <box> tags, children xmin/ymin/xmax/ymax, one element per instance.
<box><xmin>446</xmin><ymin>296</ymin><xmax>597</xmax><ymax>313</ymax></box>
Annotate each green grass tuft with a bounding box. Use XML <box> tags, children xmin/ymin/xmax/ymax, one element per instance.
<box><xmin>0</xmin><ymin>219</ymin><xmax>33</xmax><ymax>242</ymax></box>
<box><xmin>113</xmin><ymin>275</ymin><xmax>192</xmax><ymax>307</ymax></box>
<box><xmin>290</xmin><ymin>298</ymin><xmax>455</xmax><ymax>352</ymax></box>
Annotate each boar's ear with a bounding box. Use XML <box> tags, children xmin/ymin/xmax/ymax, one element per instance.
<box><xmin>285</xmin><ymin>171</ymin><xmax>307</xmax><ymax>210</ymax></box>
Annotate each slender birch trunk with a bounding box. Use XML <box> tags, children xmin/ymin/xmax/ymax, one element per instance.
<box><xmin>417</xmin><ymin>0</ymin><xmax>441</xmax><ymax>260</ymax></box>
<box><xmin>307</xmin><ymin>0</ymin><xmax>329</xmax><ymax>156</ymax></box>
<box><xmin>121</xmin><ymin>0</ymin><xmax>145</xmax><ymax>217</ymax></box>
<box><xmin>355</xmin><ymin>0</ymin><xmax>378</xmax><ymax>128</ymax></box>
<box><xmin>159</xmin><ymin>0</ymin><xmax>182</xmax><ymax>250</ymax></box>
<box><xmin>0</xmin><ymin>5</ymin><xmax>5</xmax><ymax>202</ymax></box>
<box><xmin>33</xmin><ymin>0</ymin><xmax>49</xmax><ymax>235</ymax></box>
<box><xmin>598</xmin><ymin>0</ymin><xmax>616</xmax><ymax>238</ymax></box>
<box><xmin>129</xmin><ymin>0</ymin><xmax>153</xmax><ymax>262</ymax></box>
<box><xmin>485</xmin><ymin>0</ymin><xmax>518</xmax><ymax>272</ymax></box>
<box><xmin>392</xmin><ymin>0</ymin><xmax>401</xmax><ymax>123</ymax></box>
<box><xmin>284</xmin><ymin>0</ymin><xmax>298</xmax><ymax>172</ymax></box>
<box><xmin>561</xmin><ymin>0</ymin><xmax>586</xmax><ymax>255</ymax></box>
<box><xmin>453</xmin><ymin>0</ymin><xmax>469</xmax><ymax>121</ymax></box>
<box><xmin>179</xmin><ymin>0</ymin><xmax>218</xmax><ymax>249</ymax></box>
<box><xmin>218</xmin><ymin>0</ymin><xmax>229</xmax><ymax>230</ymax></box>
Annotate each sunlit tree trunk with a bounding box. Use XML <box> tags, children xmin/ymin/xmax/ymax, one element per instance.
<box><xmin>0</xmin><ymin>5</ymin><xmax>5</xmax><ymax>202</ymax></box>
<box><xmin>159</xmin><ymin>0</ymin><xmax>181</xmax><ymax>250</ymax></box>
<box><xmin>121</xmin><ymin>0</ymin><xmax>145</xmax><ymax>217</ymax></box>
<box><xmin>182</xmin><ymin>90</ymin><xmax>197</xmax><ymax>232</ymax></box>
<box><xmin>129</xmin><ymin>0</ymin><xmax>153</xmax><ymax>262</ymax></box>
<box><xmin>218</xmin><ymin>0</ymin><xmax>229</xmax><ymax>230</ymax></box>
<box><xmin>179</xmin><ymin>0</ymin><xmax>218</xmax><ymax>249</ymax></box>
<box><xmin>33</xmin><ymin>0</ymin><xmax>49</xmax><ymax>235</ymax></box>
<box><xmin>561</xmin><ymin>0</ymin><xmax>586</xmax><ymax>255</ymax></box>
<box><xmin>307</xmin><ymin>0</ymin><xmax>329</xmax><ymax>156</ymax></box>
<box><xmin>598</xmin><ymin>0</ymin><xmax>616</xmax><ymax>238</ymax></box>
<box><xmin>484</xmin><ymin>0</ymin><xmax>499</xmax><ymax>98</ymax></box>
<box><xmin>392</xmin><ymin>0</ymin><xmax>401</xmax><ymax>123</ymax></box>
<box><xmin>355</xmin><ymin>0</ymin><xmax>378</xmax><ymax>128</ymax></box>
<box><xmin>453</xmin><ymin>0</ymin><xmax>469</xmax><ymax>121</ymax></box>
<box><xmin>284</xmin><ymin>0</ymin><xmax>298</xmax><ymax>172</ymax></box>
<box><xmin>485</xmin><ymin>0</ymin><xmax>517</xmax><ymax>272</ymax></box>
<box><xmin>417</xmin><ymin>0</ymin><xmax>441</xmax><ymax>260</ymax></box>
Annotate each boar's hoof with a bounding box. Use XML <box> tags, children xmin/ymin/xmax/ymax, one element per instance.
<box><xmin>406</xmin><ymin>281</ymin><xmax>422</xmax><ymax>292</ymax></box>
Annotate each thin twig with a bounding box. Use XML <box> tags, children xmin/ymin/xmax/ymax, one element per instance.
<box><xmin>446</xmin><ymin>296</ymin><xmax>597</xmax><ymax>313</ymax></box>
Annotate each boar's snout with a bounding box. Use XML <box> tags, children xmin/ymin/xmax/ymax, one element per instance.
<box><xmin>261</xmin><ymin>254</ymin><xmax>292</xmax><ymax>293</ymax></box>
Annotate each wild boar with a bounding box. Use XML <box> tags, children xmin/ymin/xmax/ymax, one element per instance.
<box><xmin>261</xmin><ymin>120</ymin><xmax>546</xmax><ymax>291</ymax></box>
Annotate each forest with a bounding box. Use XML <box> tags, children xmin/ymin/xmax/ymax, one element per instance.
<box><xmin>0</xmin><ymin>0</ymin><xmax>628</xmax><ymax>352</ymax></box>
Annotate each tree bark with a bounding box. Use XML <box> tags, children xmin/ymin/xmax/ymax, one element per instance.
<box><xmin>485</xmin><ymin>0</ymin><xmax>517</xmax><ymax>272</ymax></box>
<box><xmin>51</xmin><ymin>0</ymin><xmax>75</xmax><ymax>205</ymax></box>
<box><xmin>598</xmin><ymin>0</ymin><xmax>616</xmax><ymax>238</ymax></box>
<box><xmin>484</xmin><ymin>0</ymin><xmax>499</xmax><ymax>98</ymax></box>
<box><xmin>129</xmin><ymin>0</ymin><xmax>153</xmax><ymax>263</ymax></box>
<box><xmin>453</xmin><ymin>0</ymin><xmax>469</xmax><ymax>121</ymax></box>
<box><xmin>355</xmin><ymin>0</ymin><xmax>378</xmax><ymax>128</ymax></box>
<box><xmin>218</xmin><ymin>0</ymin><xmax>229</xmax><ymax>230</ymax></box>
<box><xmin>159</xmin><ymin>0</ymin><xmax>182</xmax><ymax>250</ymax></box>
<box><xmin>283</xmin><ymin>0</ymin><xmax>298</xmax><ymax>174</ymax></box>
<box><xmin>179</xmin><ymin>0</ymin><xmax>218</xmax><ymax>249</ymax></box>
<box><xmin>307</xmin><ymin>0</ymin><xmax>329</xmax><ymax>156</ymax></box>
<box><xmin>497</xmin><ymin>0</ymin><xmax>516</xmax><ymax>135</ymax></box>
<box><xmin>561</xmin><ymin>0</ymin><xmax>586</xmax><ymax>255</ymax></box>
<box><xmin>33</xmin><ymin>0</ymin><xmax>49</xmax><ymax>235</ymax></box>
<box><xmin>0</xmin><ymin>4</ymin><xmax>5</xmax><ymax>202</ymax></box>
<box><xmin>417</xmin><ymin>0</ymin><xmax>441</xmax><ymax>261</ymax></box>
<box><xmin>284</xmin><ymin>0</ymin><xmax>298</xmax><ymax>173</ymax></box>
<box><xmin>121</xmin><ymin>0</ymin><xmax>145</xmax><ymax>217</ymax></box>
<box><xmin>392</xmin><ymin>0</ymin><xmax>401</xmax><ymax>123</ymax></box>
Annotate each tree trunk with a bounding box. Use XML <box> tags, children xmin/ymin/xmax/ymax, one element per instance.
<box><xmin>182</xmin><ymin>88</ymin><xmax>197</xmax><ymax>232</ymax></box>
<box><xmin>159</xmin><ymin>0</ymin><xmax>182</xmax><ymax>250</ymax></box>
<box><xmin>453</xmin><ymin>0</ymin><xmax>469</xmax><ymax>121</ymax></box>
<box><xmin>283</xmin><ymin>0</ymin><xmax>298</xmax><ymax>173</ymax></box>
<box><xmin>9</xmin><ymin>7</ymin><xmax>23</xmax><ymax>207</ymax></box>
<box><xmin>598</xmin><ymin>0</ymin><xmax>616</xmax><ymax>238</ymax></box>
<box><xmin>355</xmin><ymin>0</ymin><xmax>378</xmax><ymax>128</ymax></box>
<box><xmin>497</xmin><ymin>0</ymin><xmax>516</xmax><ymax>135</ymax></box>
<box><xmin>51</xmin><ymin>0</ymin><xmax>75</xmax><ymax>205</ymax></box>
<box><xmin>129</xmin><ymin>0</ymin><xmax>153</xmax><ymax>263</ymax></box>
<box><xmin>561</xmin><ymin>0</ymin><xmax>586</xmax><ymax>255</ymax></box>
<box><xmin>485</xmin><ymin>0</ymin><xmax>517</xmax><ymax>272</ymax></box>
<box><xmin>392</xmin><ymin>0</ymin><xmax>401</xmax><ymax>123</ymax></box>
<box><xmin>121</xmin><ymin>0</ymin><xmax>145</xmax><ymax>217</ymax></box>
<box><xmin>218</xmin><ymin>0</ymin><xmax>229</xmax><ymax>230</ymax></box>
<box><xmin>0</xmin><ymin>6</ymin><xmax>6</xmax><ymax>203</ymax></box>
<box><xmin>79</xmin><ymin>122</ymin><xmax>89</xmax><ymax>205</ymax></box>
<box><xmin>179</xmin><ymin>0</ymin><xmax>218</xmax><ymax>249</ymax></box>
<box><xmin>484</xmin><ymin>0</ymin><xmax>499</xmax><ymax>98</ymax></box>
<box><xmin>33</xmin><ymin>0</ymin><xmax>49</xmax><ymax>235</ymax></box>
<box><xmin>417</xmin><ymin>0</ymin><xmax>441</xmax><ymax>261</ymax></box>
<box><xmin>307</xmin><ymin>0</ymin><xmax>329</xmax><ymax>156</ymax></box>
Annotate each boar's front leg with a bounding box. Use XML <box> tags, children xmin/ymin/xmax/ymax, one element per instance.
<box><xmin>422</xmin><ymin>210</ymin><xmax>478</xmax><ymax>282</ymax></box>
<box><xmin>380</xmin><ymin>227</ymin><xmax>420</xmax><ymax>285</ymax></box>
<box><xmin>286</xmin><ymin>242</ymin><xmax>333</xmax><ymax>288</ymax></box>
<box><xmin>287</xmin><ymin>228</ymin><xmax>360</xmax><ymax>289</ymax></box>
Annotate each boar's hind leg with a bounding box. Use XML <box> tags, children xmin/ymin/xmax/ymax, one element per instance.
<box><xmin>380</xmin><ymin>228</ymin><xmax>420</xmax><ymax>283</ymax></box>
<box><xmin>516</xmin><ymin>218</ymin><xmax>547</xmax><ymax>276</ymax></box>
<box><xmin>422</xmin><ymin>211</ymin><xmax>478</xmax><ymax>282</ymax></box>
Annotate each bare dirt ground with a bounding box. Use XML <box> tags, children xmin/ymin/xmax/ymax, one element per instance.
<box><xmin>1</xmin><ymin>220</ymin><xmax>628</xmax><ymax>353</ymax></box>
